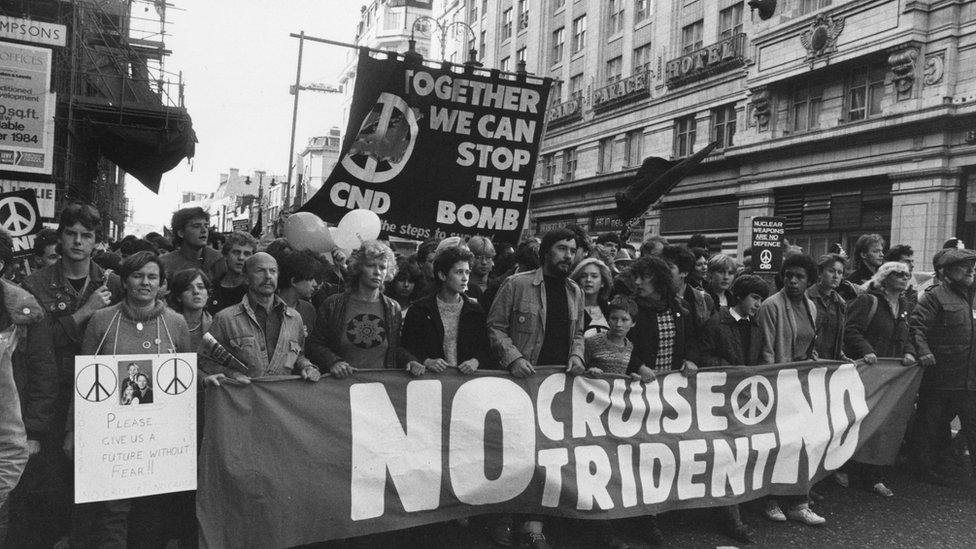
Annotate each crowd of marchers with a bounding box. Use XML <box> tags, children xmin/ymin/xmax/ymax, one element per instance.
<box><xmin>0</xmin><ymin>203</ymin><xmax>974</xmax><ymax>549</ymax></box>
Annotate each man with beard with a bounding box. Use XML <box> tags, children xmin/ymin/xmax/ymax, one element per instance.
<box><xmin>159</xmin><ymin>207</ymin><xmax>223</xmax><ymax>283</ymax></box>
<box><xmin>486</xmin><ymin>227</ymin><xmax>585</xmax><ymax>549</ymax></box>
<box><xmin>200</xmin><ymin>253</ymin><xmax>321</xmax><ymax>384</ymax></box>
<box><xmin>207</xmin><ymin>232</ymin><xmax>258</xmax><ymax>314</ymax></box>
<box><xmin>910</xmin><ymin>248</ymin><xmax>976</xmax><ymax>485</ymax></box>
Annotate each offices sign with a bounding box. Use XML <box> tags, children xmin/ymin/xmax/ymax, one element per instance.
<box><xmin>0</xmin><ymin>42</ymin><xmax>55</xmax><ymax>174</ymax></box>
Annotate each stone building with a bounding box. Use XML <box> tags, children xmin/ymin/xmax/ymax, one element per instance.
<box><xmin>434</xmin><ymin>0</ymin><xmax>976</xmax><ymax>264</ymax></box>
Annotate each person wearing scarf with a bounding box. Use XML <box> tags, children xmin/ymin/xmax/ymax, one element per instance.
<box><xmin>73</xmin><ymin>251</ymin><xmax>191</xmax><ymax>549</ymax></box>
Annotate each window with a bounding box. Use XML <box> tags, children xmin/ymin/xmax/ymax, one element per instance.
<box><xmin>551</xmin><ymin>27</ymin><xmax>565</xmax><ymax>64</ymax></box>
<box><xmin>502</xmin><ymin>8</ymin><xmax>513</xmax><ymax>39</ymax></box>
<box><xmin>518</xmin><ymin>0</ymin><xmax>529</xmax><ymax>30</ymax></box>
<box><xmin>712</xmin><ymin>104</ymin><xmax>736</xmax><ymax>148</ymax></box>
<box><xmin>633</xmin><ymin>43</ymin><xmax>652</xmax><ymax>74</ymax></box>
<box><xmin>847</xmin><ymin>65</ymin><xmax>886</xmax><ymax>121</ymax></box>
<box><xmin>599</xmin><ymin>137</ymin><xmax>614</xmax><ymax>173</ymax></box>
<box><xmin>468</xmin><ymin>1</ymin><xmax>477</xmax><ymax>23</ymax></box>
<box><xmin>635</xmin><ymin>0</ymin><xmax>651</xmax><ymax>22</ymax></box>
<box><xmin>500</xmin><ymin>56</ymin><xmax>510</xmax><ymax>72</ymax></box>
<box><xmin>681</xmin><ymin>20</ymin><xmax>703</xmax><ymax>53</ymax></box>
<box><xmin>482</xmin><ymin>0</ymin><xmax>488</xmax><ymax>16</ymax></box>
<box><xmin>467</xmin><ymin>37</ymin><xmax>476</xmax><ymax>58</ymax></box>
<box><xmin>563</xmin><ymin>148</ymin><xmax>577</xmax><ymax>182</ymax></box>
<box><xmin>625</xmin><ymin>130</ymin><xmax>643</xmax><ymax>166</ymax></box>
<box><xmin>572</xmin><ymin>15</ymin><xmax>587</xmax><ymax>54</ymax></box>
<box><xmin>608</xmin><ymin>0</ymin><xmax>625</xmax><ymax>34</ymax></box>
<box><xmin>549</xmin><ymin>81</ymin><xmax>563</xmax><ymax>106</ymax></box>
<box><xmin>606</xmin><ymin>56</ymin><xmax>623</xmax><ymax>84</ymax></box>
<box><xmin>790</xmin><ymin>83</ymin><xmax>823</xmax><ymax>132</ymax></box>
<box><xmin>479</xmin><ymin>30</ymin><xmax>486</xmax><ymax>60</ymax></box>
<box><xmin>719</xmin><ymin>3</ymin><xmax>743</xmax><ymax>39</ymax></box>
<box><xmin>516</xmin><ymin>47</ymin><xmax>526</xmax><ymax>67</ymax></box>
<box><xmin>543</xmin><ymin>154</ymin><xmax>557</xmax><ymax>185</ymax></box>
<box><xmin>799</xmin><ymin>0</ymin><xmax>831</xmax><ymax>15</ymax></box>
<box><xmin>674</xmin><ymin>114</ymin><xmax>697</xmax><ymax>157</ymax></box>
<box><xmin>553</xmin><ymin>0</ymin><xmax>566</xmax><ymax>12</ymax></box>
<box><xmin>569</xmin><ymin>73</ymin><xmax>584</xmax><ymax>101</ymax></box>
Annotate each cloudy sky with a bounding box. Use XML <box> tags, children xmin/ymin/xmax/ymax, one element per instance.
<box><xmin>125</xmin><ymin>0</ymin><xmax>362</xmax><ymax>230</ymax></box>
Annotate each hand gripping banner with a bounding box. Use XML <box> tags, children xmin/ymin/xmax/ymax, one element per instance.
<box><xmin>198</xmin><ymin>360</ymin><xmax>921</xmax><ymax>548</ymax></box>
<box><xmin>299</xmin><ymin>49</ymin><xmax>551</xmax><ymax>243</ymax></box>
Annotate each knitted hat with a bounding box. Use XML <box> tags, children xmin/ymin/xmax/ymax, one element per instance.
<box><xmin>936</xmin><ymin>248</ymin><xmax>976</xmax><ymax>269</ymax></box>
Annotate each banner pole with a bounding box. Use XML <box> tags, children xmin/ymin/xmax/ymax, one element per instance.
<box><xmin>285</xmin><ymin>31</ymin><xmax>305</xmax><ymax>206</ymax></box>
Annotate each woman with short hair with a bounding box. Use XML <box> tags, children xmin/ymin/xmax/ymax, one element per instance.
<box><xmin>79</xmin><ymin>250</ymin><xmax>193</xmax><ymax>548</ymax></box>
<box><xmin>385</xmin><ymin>256</ymin><xmax>424</xmax><ymax>312</ymax></box>
<box><xmin>705</xmin><ymin>253</ymin><xmax>740</xmax><ymax>310</ymax></box>
<box><xmin>844</xmin><ymin>261</ymin><xmax>917</xmax><ymax>497</ymax></box>
<box><xmin>402</xmin><ymin>245</ymin><xmax>489</xmax><ymax>374</ymax></box>
<box><xmin>308</xmin><ymin>241</ymin><xmax>423</xmax><ymax>378</ymax></box>
<box><xmin>756</xmin><ymin>253</ymin><xmax>825</xmax><ymax>526</ymax></box>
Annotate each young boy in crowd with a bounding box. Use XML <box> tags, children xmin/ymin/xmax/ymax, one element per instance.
<box><xmin>585</xmin><ymin>296</ymin><xmax>640</xmax><ymax>377</ymax></box>
<box><xmin>696</xmin><ymin>273</ymin><xmax>770</xmax><ymax>543</ymax></box>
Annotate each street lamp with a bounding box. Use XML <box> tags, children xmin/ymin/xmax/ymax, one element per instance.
<box><xmin>410</xmin><ymin>14</ymin><xmax>479</xmax><ymax>65</ymax></box>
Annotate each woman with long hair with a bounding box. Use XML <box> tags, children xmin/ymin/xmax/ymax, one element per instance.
<box><xmin>384</xmin><ymin>256</ymin><xmax>424</xmax><ymax>312</ymax></box>
<box><xmin>167</xmin><ymin>268</ymin><xmax>212</xmax><ymax>351</ymax></box>
<box><xmin>570</xmin><ymin>258</ymin><xmax>613</xmax><ymax>338</ymax></box>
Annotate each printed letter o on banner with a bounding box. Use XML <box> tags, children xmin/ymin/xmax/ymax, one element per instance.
<box><xmin>449</xmin><ymin>377</ymin><xmax>536</xmax><ymax>505</ymax></box>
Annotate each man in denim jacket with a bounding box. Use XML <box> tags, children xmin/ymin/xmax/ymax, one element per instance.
<box><xmin>200</xmin><ymin>253</ymin><xmax>321</xmax><ymax>385</ymax></box>
<box><xmin>485</xmin><ymin>227</ymin><xmax>585</xmax><ymax>549</ymax></box>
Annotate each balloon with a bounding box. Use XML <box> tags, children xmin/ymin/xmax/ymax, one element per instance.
<box><xmin>330</xmin><ymin>227</ymin><xmax>358</xmax><ymax>252</ymax></box>
<box><xmin>336</xmin><ymin>209</ymin><xmax>381</xmax><ymax>247</ymax></box>
<box><xmin>283</xmin><ymin>212</ymin><xmax>334</xmax><ymax>253</ymax></box>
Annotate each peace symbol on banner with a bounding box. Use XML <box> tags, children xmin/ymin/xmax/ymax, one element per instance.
<box><xmin>0</xmin><ymin>192</ymin><xmax>38</xmax><ymax>237</ymax></box>
<box><xmin>341</xmin><ymin>92</ymin><xmax>418</xmax><ymax>184</ymax></box>
<box><xmin>731</xmin><ymin>375</ymin><xmax>775</xmax><ymax>425</ymax></box>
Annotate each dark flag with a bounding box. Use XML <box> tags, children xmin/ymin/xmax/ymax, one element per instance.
<box><xmin>300</xmin><ymin>49</ymin><xmax>551</xmax><ymax>243</ymax></box>
<box><xmin>614</xmin><ymin>141</ymin><xmax>720</xmax><ymax>225</ymax></box>
<box><xmin>250</xmin><ymin>209</ymin><xmax>263</xmax><ymax>238</ymax></box>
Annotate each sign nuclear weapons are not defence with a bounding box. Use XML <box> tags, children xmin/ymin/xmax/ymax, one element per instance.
<box><xmin>198</xmin><ymin>359</ymin><xmax>922</xmax><ymax>549</ymax></box>
<box><xmin>301</xmin><ymin>49</ymin><xmax>552</xmax><ymax>242</ymax></box>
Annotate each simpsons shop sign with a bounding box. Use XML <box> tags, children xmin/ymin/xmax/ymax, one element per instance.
<box><xmin>300</xmin><ymin>49</ymin><xmax>551</xmax><ymax>243</ymax></box>
<box><xmin>198</xmin><ymin>359</ymin><xmax>921</xmax><ymax>548</ymax></box>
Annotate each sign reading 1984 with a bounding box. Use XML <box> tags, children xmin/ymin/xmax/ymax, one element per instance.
<box><xmin>751</xmin><ymin>216</ymin><xmax>785</xmax><ymax>273</ymax></box>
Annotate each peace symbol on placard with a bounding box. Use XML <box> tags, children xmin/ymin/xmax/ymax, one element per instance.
<box><xmin>731</xmin><ymin>375</ymin><xmax>775</xmax><ymax>426</ymax></box>
<box><xmin>75</xmin><ymin>363</ymin><xmax>117</xmax><ymax>403</ymax></box>
<box><xmin>156</xmin><ymin>357</ymin><xmax>194</xmax><ymax>396</ymax></box>
<box><xmin>0</xmin><ymin>196</ymin><xmax>37</xmax><ymax>237</ymax></box>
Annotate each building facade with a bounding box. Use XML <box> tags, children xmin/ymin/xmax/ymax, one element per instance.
<box><xmin>435</xmin><ymin>0</ymin><xmax>976</xmax><ymax>264</ymax></box>
<box><xmin>0</xmin><ymin>0</ymin><xmax>194</xmax><ymax>240</ymax></box>
<box><xmin>296</xmin><ymin>128</ymin><xmax>343</xmax><ymax>204</ymax></box>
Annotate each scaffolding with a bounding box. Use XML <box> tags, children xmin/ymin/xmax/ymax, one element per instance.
<box><xmin>0</xmin><ymin>0</ymin><xmax>195</xmax><ymax>238</ymax></box>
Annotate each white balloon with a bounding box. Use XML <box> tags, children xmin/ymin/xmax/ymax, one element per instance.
<box><xmin>337</xmin><ymin>209</ymin><xmax>381</xmax><ymax>245</ymax></box>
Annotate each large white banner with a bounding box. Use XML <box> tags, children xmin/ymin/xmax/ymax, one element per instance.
<box><xmin>74</xmin><ymin>353</ymin><xmax>197</xmax><ymax>504</ymax></box>
<box><xmin>0</xmin><ymin>42</ymin><xmax>54</xmax><ymax>174</ymax></box>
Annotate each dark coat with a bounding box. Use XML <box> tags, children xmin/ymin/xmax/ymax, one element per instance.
<box><xmin>698</xmin><ymin>309</ymin><xmax>762</xmax><ymax>367</ymax></box>
<box><xmin>402</xmin><ymin>294</ymin><xmax>491</xmax><ymax>368</ymax></box>
<box><xmin>807</xmin><ymin>283</ymin><xmax>847</xmax><ymax>361</ymax></box>
<box><xmin>2</xmin><ymin>280</ymin><xmax>56</xmax><ymax>439</ymax></box>
<box><xmin>909</xmin><ymin>281</ymin><xmax>976</xmax><ymax>390</ymax></box>
<box><xmin>626</xmin><ymin>296</ymin><xmax>696</xmax><ymax>373</ymax></box>
<box><xmin>844</xmin><ymin>284</ymin><xmax>913</xmax><ymax>359</ymax></box>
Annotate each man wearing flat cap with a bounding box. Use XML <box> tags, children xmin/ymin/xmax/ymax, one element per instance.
<box><xmin>909</xmin><ymin>248</ymin><xmax>976</xmax><ymax>484</ymax></box>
